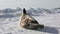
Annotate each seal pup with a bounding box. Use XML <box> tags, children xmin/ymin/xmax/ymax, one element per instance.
<box><xmin>20</xmin><ymin>8</ymin><xmax>44</xmax><ymax>30</ymax></box>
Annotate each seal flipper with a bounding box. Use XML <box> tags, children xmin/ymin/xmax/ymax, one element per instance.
<box><xmin>37</xmin><ymin>24</ymin><xmax>44</xmax><ymax>29</ymax></box>
<box><xmin>25</xmin><ymin>23</ymin><xmax>44</xmax><ymax>30</ymax></box>
<box><xmin>23</xmin><ymin>8</ymin><xmax>27</xmax><ymax>14</ymax></box>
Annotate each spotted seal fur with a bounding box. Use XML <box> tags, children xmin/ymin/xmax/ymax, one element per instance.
<box><xmin>20</xmin><ymin>8</ymin><xmax>44</xmax><ymax>30</ymax></box>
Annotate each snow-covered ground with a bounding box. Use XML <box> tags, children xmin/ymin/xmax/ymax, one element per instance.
<box><xmin>0</xmin><ymin>10</ymin><xmax>60</xmax><ymax>34</ymax></box>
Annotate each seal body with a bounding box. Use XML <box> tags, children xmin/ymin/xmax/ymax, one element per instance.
<box><xmin>20</xmin><ymin>8</ymin><xmax>44</xmax><ymax>30</ymax></box>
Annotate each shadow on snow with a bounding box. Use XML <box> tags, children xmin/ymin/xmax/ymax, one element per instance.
<box><xmin>27</xmin><ymin>26</ymin><xmax>59</xmax><ymax>34</ymax></box>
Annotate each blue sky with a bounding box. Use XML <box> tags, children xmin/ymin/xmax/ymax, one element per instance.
<box><xmin>0</xmin><ymin>0</ymin><xmax>60</xmax><ymax>9</ymax></box>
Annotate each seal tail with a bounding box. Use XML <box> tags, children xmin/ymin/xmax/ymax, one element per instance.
<box><xmin>23</xmin><ymin>8</ymin><xmax>27</xmax><ymax>14</ymax></box>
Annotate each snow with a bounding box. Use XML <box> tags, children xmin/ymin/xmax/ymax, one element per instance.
<box><xmin>0</xmin><ymin>9</ymin><xmax>60</xmax><ymax>34</ymax></box>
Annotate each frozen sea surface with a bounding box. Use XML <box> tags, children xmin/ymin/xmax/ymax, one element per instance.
<box><xmin>0</xmin><ymin>12</ymin><xmax>60</xmax><ymax>34</ymax></box>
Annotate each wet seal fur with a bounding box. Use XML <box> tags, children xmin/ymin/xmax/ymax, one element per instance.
<box><xmin>20</xmin><ymin>8</ymin><xmax>44</xmax><ymax>30</ymax></box>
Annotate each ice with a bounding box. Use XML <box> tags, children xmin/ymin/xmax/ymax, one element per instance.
<box><xmin>0</xmin><ymin>8</ymin><xmax>60</xmax><ymax>34</ymax></box>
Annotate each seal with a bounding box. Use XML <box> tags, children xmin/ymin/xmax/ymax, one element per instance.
<box><xmin>20</xmin><ymin>8</ymin><xmax>44</xmax><ymax>30</ymax></box>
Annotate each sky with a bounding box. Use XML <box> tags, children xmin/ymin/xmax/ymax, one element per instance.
<box><xmin>0</xmin><ymin>0</ymin><xmax>60</xmax><ymax>9</ymax></box>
